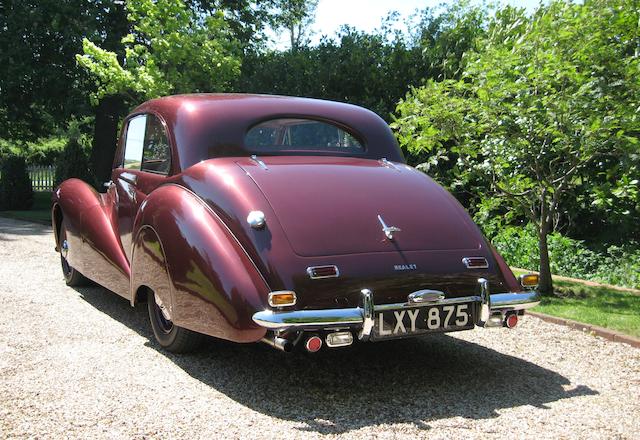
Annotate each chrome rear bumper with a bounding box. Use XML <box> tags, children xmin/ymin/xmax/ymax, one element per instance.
<box><xmin>252</xmin><ymin>279</ymin><xmax>540</xmax><ymax>340</ymax></box>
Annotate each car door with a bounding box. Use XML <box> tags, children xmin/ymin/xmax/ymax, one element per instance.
<box><xmin>113</xmin><ymin>113</ymin><xmax>172</xmax><ymax>262</ymax></box>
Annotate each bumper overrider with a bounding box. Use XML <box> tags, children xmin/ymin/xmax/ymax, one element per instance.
<box><xmin>252</xmin><ymin>278</ymin><xmax>540</xmax><ymax>342</ymax></box>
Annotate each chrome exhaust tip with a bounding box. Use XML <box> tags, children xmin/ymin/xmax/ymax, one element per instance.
<box><xmin>260</xmin><ymin>335</ymin><xmax>294</xmax><ymax>352</ymax></box>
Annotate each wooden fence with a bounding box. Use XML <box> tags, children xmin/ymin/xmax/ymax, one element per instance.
<box><xmin>28</xmin><ymin>165</ymin><xmax>55</xmax><ymax>192</ymax></box>
<box><xmin>0</xmin><ymin>164</ymin><xmax>56</xmax><ymax>192</ymax></box>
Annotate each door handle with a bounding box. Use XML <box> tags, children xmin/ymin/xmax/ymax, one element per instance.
<box><xmin>103</xmin><ymin>180</ymin><xmax>114</xmax><ymax>188</ymax></box>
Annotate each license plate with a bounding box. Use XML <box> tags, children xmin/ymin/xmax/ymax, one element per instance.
<box><xmin>372</xmin><ymin>303</ymin><xmax>475</xmax><ymax>340</ymax></box>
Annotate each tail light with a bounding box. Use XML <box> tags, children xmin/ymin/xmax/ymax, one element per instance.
<box><xmin>305</xmin><ymin>335</ymin><xmax>323</xmax><ymax>353</ymax></box>
<box><xmin>462</xmin><ymin>257</ymin><xmax>489</xmax><ymax>269</ymax></box>
<box><xmin>505</xmin><ymin>314</ymin><xmax>519</xmax><ymax>328</ymax></box>
<box><xmin>519</xmin><ymin>273</ymin><xmax>539</xmax><ymax>289</ymax></box>
<box><xmin>268</xmin><ymin>291</ymin><xmax>297</xmax><ymax>307</ymax></box>
<box><xmin>307</xmin><ymin>265</ymin><xmax>339</xmax><ymax>279</ymax></box>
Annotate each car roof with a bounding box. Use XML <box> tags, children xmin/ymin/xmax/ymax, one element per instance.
<box><xmin>130</xmin><ymin>93</ymin><xmax>405</xmax><ymax>171</ymax></box>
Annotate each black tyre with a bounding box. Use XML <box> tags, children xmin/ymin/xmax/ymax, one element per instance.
<box><xmin>59</xmin><ymin>223</ymin><xmax>89</xmax><ymax>287</ymax></box>
<box><xmin>147</xmin><ymin>290</ymin><xmax>205</xmax><ymax>353</ymax></box>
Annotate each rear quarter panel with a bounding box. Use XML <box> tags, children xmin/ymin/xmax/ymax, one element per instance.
<box><xmin>132</xmin><ymin>184</ymin><xmax>268</xmax><ymax>342</ymax></box>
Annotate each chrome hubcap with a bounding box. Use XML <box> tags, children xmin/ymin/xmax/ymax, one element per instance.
<box><xmin>154</xmin><ymin>293</ymin><xmax>173</xmax><ymax>334</ymax></box>
<box><xmin>61</xmin><ymin>240</ymin><xmax>69</xmax><ymax>258</ymax></box>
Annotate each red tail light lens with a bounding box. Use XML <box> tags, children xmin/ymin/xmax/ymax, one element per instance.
<box><xmin>462</xmin><ymin>257</ymin><xmax>489</xmax><ymax>269</ymax></box>
<box><xmin>305</xmin><ymin>335</ymin><xmax>323</xmax><ymax>352</ymax></box>
<box><xmin>306</xmin><ymin>265</ymin><xmax>339</xmax><ymax>279</ymax></box>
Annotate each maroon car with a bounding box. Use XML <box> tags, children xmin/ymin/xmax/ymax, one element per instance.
<box><xmin>52</xmin><ymin>94</ymin><xmax>539</xmax><ymax>353</ymax></box>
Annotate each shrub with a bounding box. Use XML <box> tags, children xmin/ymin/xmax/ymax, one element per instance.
<box><xmin>488</xmin><ymin>224</ymin><xmax>640</xmax><ymax>289</ymax></box>
<box><xmin>0</xmin><ymin>137</ymin><xmax>66</xmax><ymax>166</ymax></box>
<box><xmin>54</xmin><ymin>135</ymin><xmax>95</xmax><ymax>187</ymax></box>
<box><xmin>0</xmin><ymin>155</ymin><xmax>34</xmax><ymax>210</ymax></box>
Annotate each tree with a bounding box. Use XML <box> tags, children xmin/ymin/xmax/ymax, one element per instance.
<box><xmin>77</xmin><ymin>0</ymin><xmax>242</xmax><ymax>181</ymax></box>
<box><xmin>0</xmin><ymin>0</ymin><xmax>117</xmax><ymax>140</ymax></box>
<box><xmin>78</xmin><ymin>0</ymin><xmax>241</xmax><ymax>102</ymax></box>
<box><xmin>187</xmin><ymin>0</ymin><xmax>276</xmax><ymax>51</ymax></box>
<box><xmin>271</xmin><ymin>0</ymin><xmax>318</xmax><ymax>52</ymax></box>
<box><xmin>411</xmin><ymin>1</ymin><xmax>487</xmax><ymax>81</ymax></box>
<box><xmin>393</xmin><ymin>0</ymin><xmax>640</xmax><ymax>295</ymax></box>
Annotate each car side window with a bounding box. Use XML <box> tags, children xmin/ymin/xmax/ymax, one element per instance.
<box><xmin>141</xmin><ymin>115</ymin><xmax>171</xmax><ymax>174</ymax></box>
<box><xmin>123</xmin><ymin>115</ymin><xmax>146</xmax><ymax>170</ymax></box>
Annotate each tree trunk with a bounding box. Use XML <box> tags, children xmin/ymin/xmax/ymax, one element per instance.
<box><xmin>538</xmin><ymin>222</ymin><xmax>554</xmax><ymax>295</ymax></box>
<box><xmin>289</xmin><ymin>23</ymin><xmax>296</xmax><ymax>52</ymax></box>
<box><xmin>91</xmin><ymin>95</ymin><xmax>126</xmax><ymax>186</ymax></box>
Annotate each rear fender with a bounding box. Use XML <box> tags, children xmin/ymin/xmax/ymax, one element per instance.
<box><xmin>488</xmin><ymin>242</ymin><xmax>522</xmax><ymax>293</ymax></box>
<box><xmin>132</xmin><ymin>184</ymin><xmax>269</xmax><ymax>343</ymax></box>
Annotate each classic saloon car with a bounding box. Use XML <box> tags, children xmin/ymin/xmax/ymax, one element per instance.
<box><xmin>52</xmin><ymin>94</ymin><xmax>540</xmax><ymax>353</ymax></box>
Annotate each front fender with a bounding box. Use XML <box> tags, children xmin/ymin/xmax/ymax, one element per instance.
<box><xmin>132</xmin><ymin>184</ymin><xmax>269</xmax><ymax>343</ymax></box>
<box><xmin>53</xmin><ymin>178</ymin><xmax>130</xmax><ymax>297</ymax></box>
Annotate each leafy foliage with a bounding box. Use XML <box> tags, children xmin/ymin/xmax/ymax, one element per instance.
<box><xmin>393</xmin><ymin>0</ymin><xmax>640</xmax><ymax>293</ymax></box>
<box><xmin>77</xmin><ymin>0</ymin><xmax>242</xmax><ymax>102</ymax></box>
<box><xmin>239</xmin><ymin>4</ymin><xmax>485</xmax><ymax>121</ymax></box>
<box><xmin>54</xmin><ymin>124</ymin><xmax>96</xmax><ymax>187</ymax></box>
<box><xmin>270</xmin><ymin>0</ymin><xmax>318</xmax><ymax>51</ymax></box>
<box><xmin>0</xmin><ymin>138</ymin><xmax>67</xmax><ymax>166</ymax></box>
<box><xmin>0</xmin><ymin>0</ymin><xmax>127</xmax><ymax>139</ymax></box>
<box><xmin>492</xmin><ymin>225</ymin><xmax>640</xmax><ymax>289</ymax></box>
<box><xmin>0</xmin><ymin>156</ymin><xmax>34</xmax><ymax>211</ymax></box>
<box><xmin>55</xmin><ymin>138</ymin><xmax>95</xmax><ymax>187</ymax></box>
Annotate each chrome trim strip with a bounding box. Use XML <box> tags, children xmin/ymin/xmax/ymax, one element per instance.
<box><xmin>379</xmin><ymin>158</ymin><xmax>400</xmax><ymax>171</ymax></box>
<box><xmin>250</xmin><ymin>155</ymin><xmax>268</xmax><ymax>170</ymax></box>
<box><xmin>490</xmin><ymin>292</ymin><xmax>540</xmax><ymax>311</ymax></box>
<box><xmin>252</xmin><ymin>308</ymin><xmax>364</xmax><ymax>329</ymax></box>
<box><xmin>306</xmin><ymin>265</ymin><xmax>340</xmax><ymax>279</ymax></box>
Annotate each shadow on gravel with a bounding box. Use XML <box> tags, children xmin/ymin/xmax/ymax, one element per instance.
<box><xmin>76</xmin><ymin>285</ymin><xmax>598</xmax><ymax>435</ymax></box>
<box><xmin>0</xmin><ymin>217</ymin><xmax>51</xmax><ymax>241</ymax></box>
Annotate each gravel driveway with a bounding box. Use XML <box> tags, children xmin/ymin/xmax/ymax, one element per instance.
<box><xmin>1</xmin><ymin>216</ymin><xmax>638</xmax><ymax>439</ymax></box>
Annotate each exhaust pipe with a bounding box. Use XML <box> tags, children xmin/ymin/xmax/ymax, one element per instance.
<box><xmin>260</xmin><ymin>335</ymin><xmax>294</xmax><ymax>352</ymax></box>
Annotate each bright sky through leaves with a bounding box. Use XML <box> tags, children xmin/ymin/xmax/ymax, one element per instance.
<box><xmin>270</xmin><ymin>0</ymin><xmax>544</xmax><ymax>47</ymax></box>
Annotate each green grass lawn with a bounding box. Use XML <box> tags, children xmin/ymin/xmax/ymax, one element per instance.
<box><xmin>0</xmin><ymin>191</ymin><xmax>52</xmax><ymax>224</ymax></box>
<box><xmin>513</xmin><ymin>268</ymin><xmax>640</xmax><ymax>338</ymax></box>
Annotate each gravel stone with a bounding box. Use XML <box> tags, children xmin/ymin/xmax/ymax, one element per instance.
<box><xmin>1</xmin><ymin>217</ymin><xmax>638</xmax><ymax>439</ymax></box>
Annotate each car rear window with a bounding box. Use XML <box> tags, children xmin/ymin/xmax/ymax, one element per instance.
<box><xmin>245</xmin><ymin>118</ymin><xmax>364</xmax><ymax>154</ymax></box>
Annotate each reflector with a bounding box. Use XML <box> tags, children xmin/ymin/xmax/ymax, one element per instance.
<box><xmin>520</xmin><ymin>273</ymin><xmax>539</xmax><ymax>288</ymax></box>
<box><xmin>305</xmin><ymin>335</ymin><xmax>323</xmax><ymax>352</ymax></box>
<box><xmin>268</xmin><ymin>291</ymin><xmax>297</xmax><ymax>307</ymax></box>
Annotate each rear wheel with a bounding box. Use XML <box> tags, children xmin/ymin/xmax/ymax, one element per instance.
<box><xmin>147</xmin><ymin>290</ymin><xmax>205</xmax><ymax>353</ymax></box>
<box><xmin>59</xmin><ymin>223</ymin><xmax>89</xmax><ymax>286</ymax></box>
